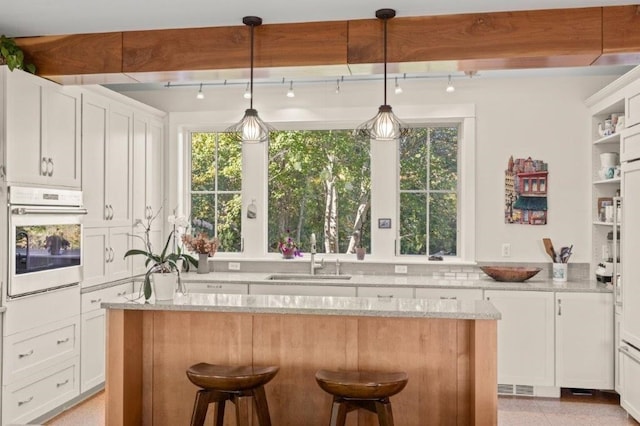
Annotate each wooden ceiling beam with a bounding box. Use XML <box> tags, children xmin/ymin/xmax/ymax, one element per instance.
<box><xmin>13</xmin><ymin>6</ymin><xmax>640</xmax><ymax>84</ymax></box>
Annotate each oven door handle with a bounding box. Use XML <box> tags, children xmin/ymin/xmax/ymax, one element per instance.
<box><xmin>11</xmin><ymin>207</ymin><xmax>88</xmax><ymax>215</ymax></box>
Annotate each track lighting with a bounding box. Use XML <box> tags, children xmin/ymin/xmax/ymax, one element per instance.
<box><xmin>394</xmin><ymin>77</ymin><xmax>403</xmax><ymax>95</ymax></box>
<box><xmin>243</xmin><ymin>82</ymin><xmax>251</xmax><ymax>99</ymax></box>
<box><xmin>287</xmin><ymin>81</ymin><xmax>295</xmax><ymax>98</ymax></box>
<box><xmin>196</xmin><ymin>83</ymin><xmax>204</xmax><ymax>99</ymax></box>
<box><xmin>446</xmin><ymin>75</ymin><xmax>455</xmax><ymax>93</ymax></box>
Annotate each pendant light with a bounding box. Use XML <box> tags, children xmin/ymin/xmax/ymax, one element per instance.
<box><xmin>355</xmin><ymin>8</ymin><xmax>410</xmax><ymax>141</ymax></box>
<box><xmin>226</xmin><ymin>16</ymin><xmax>273</xmax><ymax>143</ymax></box>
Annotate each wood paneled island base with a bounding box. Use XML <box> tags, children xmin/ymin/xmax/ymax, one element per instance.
<box><xmin>106</xmin><ymin>307</ymin><xmax>497</xmax><ymax>425</ymax></box>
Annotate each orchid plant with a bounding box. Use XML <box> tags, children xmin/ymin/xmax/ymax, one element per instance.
<box><xmin>276</xmin><ymin>229</ymin><xmax>302</xmax><ymax>258</ymax></box>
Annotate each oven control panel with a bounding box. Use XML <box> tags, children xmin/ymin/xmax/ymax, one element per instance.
<box><xmin>9</xmin><ymin>186</ymin><xmax>83</xmax><ymax>207</ymax></box>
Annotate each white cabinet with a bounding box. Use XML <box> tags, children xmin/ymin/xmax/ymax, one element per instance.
<box><xmin>358</xmin><ymin>286</ymin><xmax>413</xmax><ymax>298</ymax></box>
<box><xmin>415</xmin><ymin>287</ymin><xmax>483</xmax><ymax>301</ymax></box>
<box><xmin>82</xmin><ymin>227</ymin><xmax>131</xmax><ymax>288</ymax></box>
<box><xmin>250</xmin><ymin>284</ymin><xmax>356</xmax><ymax>297</ymax></box>
<box><xmin>622</xmin><ymin>159</ymin><xmax>640</xmax><ymax>348</ymax></box>
<box><xmin>626</xmin><ymin>89</ymin><xmax>640</xmax><ymax>129</ymax></box>
<box><xmin>184</xmin><ymin>282</ymin><xmax>248</xmax><ymax>294</ymax></box>
<box><xmin>555</xmin><ymin>292</ymin><xmax>613</xmax><ymax>389</ymax></box>
<box><xmin>3</xmin><ymin>67</ymin><xmax>81</xmax><ymax>188</ymax></box>
<box><xmin>80</xmin><ymin>282</ymin><xmax>132</xmax><ymax>393</ymax></box>
<box><xmin>81</xmin><ymin>93</ymin><xmax>132</xmax><ymax>228</ymax></box>
<box><xmin>620</xmin><ymin>344</ymin><xmax>640</xmax><ymax>422</ymax></box>
<box><xmin>485</xmin><ymin>290</ymin><xmax>555</xmax><ymax>387</ymax></box>
<box><xmin>132</xmin><ymin>113</ymin><xmax>163</xmax><ymax>225</ymax></box>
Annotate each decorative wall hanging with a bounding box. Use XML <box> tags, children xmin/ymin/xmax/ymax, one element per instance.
<box><xmin>505</xmin><ymin>155</ymin><xmax>548</xmax><ymax>225</ymax></box>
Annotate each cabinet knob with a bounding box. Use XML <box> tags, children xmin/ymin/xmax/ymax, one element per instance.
<box><xmin>47</xmin><ymin>158</ymin><xmax>54</xmax><ymax>176</ymax></box>
<box><xmin>41</xmin><ymin>157</ymin><xmax>48</xmax><ymax>175</ymax></box>
<box><xmin>558</xmin><ymin>298</ymin><xmax>562</xmax><ymax>316</ymax></box>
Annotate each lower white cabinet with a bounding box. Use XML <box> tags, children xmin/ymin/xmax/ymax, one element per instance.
<box><xmin>250</xmin><ymin>284</ymin><xmax>356</xmax><ymax>297</ymax></box>
<box><xmin>555</xmin><ymin>292</ymin><xmax>613</xmax><ymax>389</ymax></box>
<box><xmin>80</xmin><ymin>282</ymin><xmax>133</xmax><ymax>393</ymax></box>
<box><xmin>358</xmin><ymin>286</ymin><xmax>414</xmax><ymax>298</ymax></box>
<box><xmin>415</xmin><ymin>287</ymin><xmax>483</xmax><ymax>301</ymax></box>
<box><xmin>485</xmin><ymin>290</ymin><xmax>555</xmax><ymax>387</ymax></box>
<box><xmin>184</xmin><ymin>282</ymin><xmax>249</xmax><ymax>294</ymax></box>
<box><xmin>620</xmin><ymin>343</ymin><xmax>640</xmax><ymax>422</ymax></box>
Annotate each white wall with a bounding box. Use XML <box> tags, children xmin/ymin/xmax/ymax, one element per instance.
<box><xmin>114</xmin><ymin>70</ymin><xmax>621</xmax><ymax>263</ymax></box>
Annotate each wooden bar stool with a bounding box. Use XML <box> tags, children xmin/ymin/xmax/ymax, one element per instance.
<box><xmin>315</xmin><ymin>369</ymin><xmax>408</xmax><ymax>426</ymax></box>
<box><xmin>186</xmin><ymin>363</ymin><xmax>279</xmax><ymax>426</ymax></box>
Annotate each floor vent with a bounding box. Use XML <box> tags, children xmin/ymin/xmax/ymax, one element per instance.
<box><xmin>498</xmin><ymin>384</ymin><xmax>535</xmax><ymax>396</ymax></box>
<box><xmin>515</xmin><ymin>385</ymin><xmax>535</xmax><ymax>396</ymax></box>
<box><xmin>498</xmin><ymin>384</ymin><xmax>514</xmax><ymax>395</ymax></box>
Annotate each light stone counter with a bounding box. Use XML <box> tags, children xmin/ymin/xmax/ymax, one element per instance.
<box><xmin>170</xmin><ymin>271</ymin><xmax>611</xmax><ymax>293</ymax></box>
<box><xmin>102</xmin><ymin>292</ymin><xmax>501</xmax><ymax>320</ymax></box>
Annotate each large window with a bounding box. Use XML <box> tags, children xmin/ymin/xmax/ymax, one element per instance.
<box><xmin>399</xmin><ymin>126</ymin><xmax>459</xmax><ymax>256</ymax></box>
<box><xmin>189</xmin><ymin>132</ymin><xmax>242</xmax><ymax>252</ymax></box>
<box><xmin>267</xmin><ymin>130</ymin><xmax>370</xmax><ymax>254</ymax></box>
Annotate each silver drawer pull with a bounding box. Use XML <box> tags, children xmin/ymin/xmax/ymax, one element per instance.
<box><xmin>57</xmin><ymin>337</ymin><xmax>70</xmax><ymax>345</ymax></box>
<box><xmin>377</xmin><ymin>294</ymin><xmax>393</xmax><ymax>298</ymax></box>
<box><xmin>117</xmin><ymin>291</ymin><xmax>127</xmax><ymax>296</ymax></box>
<box><xmin>56</xmin><ymin>379</ymin><xmax>69</xmax><ymax>388</ymax></box>
<box><xmin>18</xmin><ymin>396</ymin><xmax>33</xmax><ymax>406</ymax></box>
<box><xmin>91</xmin><ymin>298</ymin><xmax>102</xmax><ymax>304</ymax></box>
<box><xmin>440</xmin><ymin>296</ymin><xmax>457</xmax><ymax>300</ymax></box>
<box><xmin>206</xmin><ymin>284</ymin><xmax>222</xmax><ymax>289</ymax></box>
<box><xmin>18</xmin><ymin>350</ymin><xmax>34</xmax><ymax>359</ymax></box>
<box><xmin>620</xmin><ymin>346</ymin><xmax>640</xmax><ymax>365</ymax></box>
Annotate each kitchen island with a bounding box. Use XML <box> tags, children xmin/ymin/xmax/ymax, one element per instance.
<box><xmin>103</xmin><ymin>292</ymin><xmax>500</xmax><ymax>426</ymax></box>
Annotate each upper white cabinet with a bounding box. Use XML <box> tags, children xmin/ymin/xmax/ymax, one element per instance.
<box><xmin>485</xmin><ymin>290</ymin><xmax>555</xmax><ymax>387</ymax></box>
<box><xmin>82</xmin><ymin>93</ymin><xmax>133</xmax><ymax>228</ymax></box>
<box><xmin>132</xmin><ymin>113</ymin><xmax>163</xmax><ymax>226</ymax></box>
<box><xmin>2</xmin><ymin>67</ymin><xmax>81</xmax><ymax>188</ymax></box>
<box><xmin>555</xmin><ymin>292</ymin><xmax>613</xmax><ymax>389</ymax></box>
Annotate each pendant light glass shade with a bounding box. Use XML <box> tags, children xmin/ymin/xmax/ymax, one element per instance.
<box><xmin>226</xmin><ymin>16</ymin><xmax>273</xmax><ymax>143</ymax></box>
<box><xmin>355</xmin><ymin>8</ymin><xmax>410</xmax><ymax>141</ymax></box>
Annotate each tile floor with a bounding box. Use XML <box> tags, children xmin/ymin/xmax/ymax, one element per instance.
<box><xmin>44</xmin><ymin>390</ymin><xmax>640</xmax><ymax>425</ymax></box>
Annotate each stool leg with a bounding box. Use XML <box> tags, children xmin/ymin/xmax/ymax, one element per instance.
<box><xmin>329</xmin><ymin>396</ymin><xmax>348</xmax><ymax>426</ymax></box>
<box><xmin>213</xmin><ymin>398</ymin><xmax>226</xmax><ymax>426</ymax></box>
<box><xmin>190</xmin><ymin>390</ymin><xmax>212</xmax><ymax>426</ymax></box>
<box><xmin>252</xmin><ymin>386</ymin><xmax>272</xmax><ymax>426</ymax></box>
<box><xmin>234</xmin><ymin>395</ymin><xmax>252</xmax><ymax>426</ymax></box>
<box><xmin>375</xmin><ymin>399</ymin><xmax>395</xmax><ymax>426</ymax></box>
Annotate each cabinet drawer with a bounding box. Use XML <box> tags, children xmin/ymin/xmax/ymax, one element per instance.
<box><xmin>81</xmin><ymin>282</ymin><xmax>133</xmax><ymax>313</ymax></box>
<box><xmin>357</xmin><ymin>287</ymin><xmax>414</xmax><ymax>298</ymax></box>
<box><xmin>622</xmin><ymin>126</ymin><xmax>640</xmax><ymax>163</ymax></box>
<box><xmin>4</xmin><ymin>316</ymin><xmax>79</xmax><ymax>385</ymax></box>
<box><xmin>415</xmin><ymin>288</ymin><xmax>483</xmax><ymax>301</ymax></box>
<box><xmin>185</xmin><ymin>282</ymin><xmax>249</xmax><ymax>295</ymax></box>
<box><xmin>250</xmin><ymin>284</ymin><xmax>356</xmax><ymax>297</ymax></box>
<box><xmin>3</xmin><ymin>356</ymin><xmax>79</xmax><ymax>425</ymax></box>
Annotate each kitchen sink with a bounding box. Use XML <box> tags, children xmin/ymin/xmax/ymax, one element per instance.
<box><xmin>266</xmin><ymin>274</ymin><xmax>352</xmax><ymax>281</ymax></box>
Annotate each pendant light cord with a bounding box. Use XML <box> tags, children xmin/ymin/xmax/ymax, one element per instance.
<box><xmin>383</xmin><ymin>16</ymin><xmax>388</xmax><ymax>106</ymax></box>
<box><xmin>249</xmin><ymin>23</ymin><xmax>254</xmax><ymax>110</ymax></box>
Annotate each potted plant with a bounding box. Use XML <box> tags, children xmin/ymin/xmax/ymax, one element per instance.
<box><xmin>125</xmin><ymin>211</ymin><xmax>198</xmax><ymax>301</ymax></box>
<box><xmin>182</xmin><ymin>232</ymin><xmax>219</xmax><ymax>274</ymax></box>
<box><xmin>276</xmin><ymin>230</ymin><xmax>302</xmax><ymax>259</ymax></box>
<box><xmin>0</xmin><ymin>35</ymin><xmax>36</xmax><ymax>73</ymax></box>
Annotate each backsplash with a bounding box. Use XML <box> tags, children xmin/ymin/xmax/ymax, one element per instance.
<box><xmin>209</xmin><ymin>259</ymin><xmax>591</xmax><ymax>281</ymax></box>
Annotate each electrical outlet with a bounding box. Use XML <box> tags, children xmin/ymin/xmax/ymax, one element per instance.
<box><xmin>394</xmin><ymin>265</ymin><xmax>408</xmax><ymax>274</ymax></box>
<box><xmin>228</xmin><ymin>262</ymin><xmax>241</xmax><ymax>271</ymax></box>
<box><xmin>501</xmin><ymin>243</ymin><xmax>511</xmax><ymax>257</ymax></box>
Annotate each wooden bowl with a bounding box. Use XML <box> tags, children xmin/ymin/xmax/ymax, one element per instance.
<box><xmin>480</xmin><ymin>266</ymin><xmax>542</xmax><ymax>282</ymax></box>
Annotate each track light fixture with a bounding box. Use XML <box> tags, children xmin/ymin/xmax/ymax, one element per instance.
<box><xmin>446</xmin><ymin>75</ymin><xmax>455</xmax><ymax>93</ymax></box>
<box><xmin>394</xmin><ymin>76</ymin><xmax>403</xmax><ymax>94</ymax></box>
<box><xmin>355</xmin><ymin>8</ymin><xmax>410</xmax><ymax>141</ymax></box>
<box><xmin>226</xmin><ymin>16</ymin><xmax>273</xmax><ymax>143</ymax></box>
<box><xmin>287</xmin><ymin>80</ymin><xmax>295</xmax><ymax>98</ymax></box>
<box><xmin>196</xmin><ymin>83</ymin><xmax>204</xmax><ymax>99</ymax></box>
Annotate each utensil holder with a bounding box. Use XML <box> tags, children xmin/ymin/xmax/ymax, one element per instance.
<box><xmin>552</xmin><ymin>263</ymin><xmax>568</xmax><ymax>282</ymax></box>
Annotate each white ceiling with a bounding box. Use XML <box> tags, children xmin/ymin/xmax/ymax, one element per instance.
<box><xmin>1</xmin><ymin>0</ymin><xmax>637</xmax><ymax>38</ymax></box>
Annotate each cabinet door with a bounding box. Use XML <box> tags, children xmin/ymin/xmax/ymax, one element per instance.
<box><xmin>358</xmin><ymin>286</ymin><xmax>414</xmax><ymax>298</ymax></box>
<box><xmin>5</xmin><ymin>69</ymin><xmax>44</xmax><ymax>185</ymax></box>
<box><xmin>555</xmin><ymin>292</ymin><xmax>613</xmax><ymax>389</ymax></box>
<box><xmin>185</xmin><ymin>283</ymin><xmax>249</xmax><ymax>294</ymax></box>
<box><xmin>43</xmin><ymin>86</ymin><xmax>81</xmax><ymax>188</ymax></box>
<box><xmin>80</xmin><ymin>309</ymin><xmax>105</xmax><ymax>393</ymax></box>
<box><xmin>415</xmin><ymin>287</ymin><xmax>483</xmax><ymax>301</ymax></box>
<box><xmin>147</xmin><ymin>119</ymin><xmax>164</xmax><ymax>218</ymax></box>
<box><xmin>250</xmin><ymin>284</ymin><xmax>356</xmax><ymax>297</ymax></box>
<box><xmin>622</xmin><ymin>160</ymin><xmax>640</xmax><ymax>348</ymax></box>
<box><xmin>626</xmin><ymin>90</ymin><xmax>640</xmax><ymax>129</ymax></box>
<box><xmin>132</xmin><ymin>115</ymin><xmax>148</xmax><ymax>225</ymax></box>
<box><xmin>108</xmin><ymin>226</ymin><xmax>131</xmax><ymax>282</ymax></box>
<box><xmin>621</xmin><ymin>345</ymin><xmax>640</xmax><ymax>422</ymax></box>
<box><xmin>81</xmin><ymin>228</ymin><xmax>109</xmax><ymax>288</ymax></box>
<box><xmin>106</xmin><ymin>106</ymin><xmax>132</xmax><ymax>226</ymax></box>
<box><xmin>82</xmin><ymin>95</ymin><xmax>108</xmax><ymax>227</ymax></box>
<box><xmin>485</xmin><ymin>290</ymin><xmax>555</xmax><ymax>386</ymax></box>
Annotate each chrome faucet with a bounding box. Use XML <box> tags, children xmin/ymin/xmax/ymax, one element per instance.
<box><xmin>336</xmin><ymin>258</ymin><xmax>341</xmax><ymax>276</ymax></box>
<box><xmin>310</xmin><ymin>233</ymin><xmax>324</xmax><ymax>275</ymax></box>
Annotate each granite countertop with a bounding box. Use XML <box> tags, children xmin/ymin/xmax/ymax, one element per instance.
<box><xmin>171</xmin><ymin>271</ymin><xmax>612</xmax><ymax>293</ymax></box>
<box><xmin>101</xmin><ymin>292</ymin><xmax>501</xmax><ymax>320</ymax></box>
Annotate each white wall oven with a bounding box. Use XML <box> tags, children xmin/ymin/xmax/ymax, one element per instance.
<box><xmin>8</xmin><ymin>186</ymin><xmax>86</xmax><ymax>298</ymax></box>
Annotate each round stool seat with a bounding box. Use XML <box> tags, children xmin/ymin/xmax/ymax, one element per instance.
<box><xmin>187</xmin><ymin>363</ymin><xmax>279</xmax><ymax>391</ymax></box>
<box><xmin>315</xmin><ymin>369</ymin><xmax>408</xmax><ymax>400</ymax></box>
